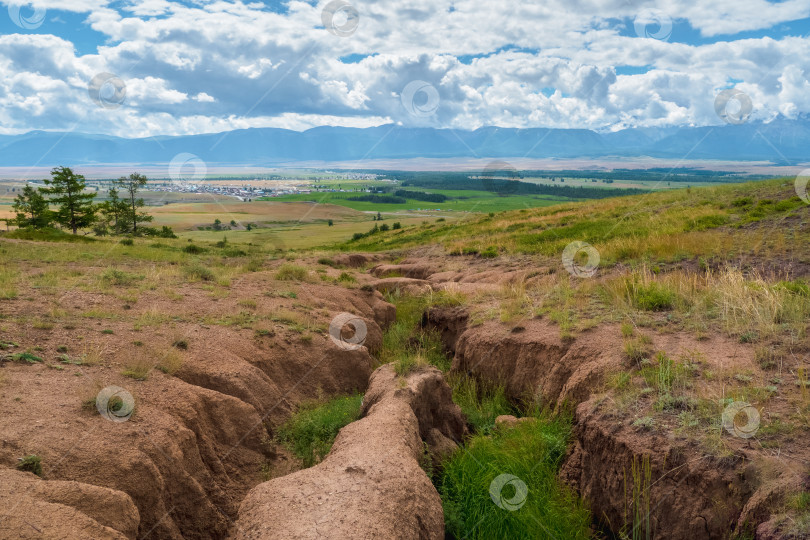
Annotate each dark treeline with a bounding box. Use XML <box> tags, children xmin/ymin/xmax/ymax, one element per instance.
<box><xmin>358</xmin><ymin>168</ymin><xmax>776</xmax><ymax>188</ymax></box>
<box><xmin>347</xmin><ymin>194</ymin><xmax>407</xmax><ymax>204</ymax></box>
<box><xmin>389</xmin><ymin>173</ymin><xmax>650</xmax><ymax>199</ymax></box>
<box><xmin>393</xmin><ymin>189</ymin><xmax>448</xmax><ymax>202</ymax></box>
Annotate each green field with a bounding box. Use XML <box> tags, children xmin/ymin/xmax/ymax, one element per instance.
<box><xmin>518</xmin><ymin>176</ymin><xmax>741</xmax><ymax>190</ymax></box>
<box><xmin>262</xmin><ymin>189</ymin><xmax>572</xmax><ymax>213</ymax></box>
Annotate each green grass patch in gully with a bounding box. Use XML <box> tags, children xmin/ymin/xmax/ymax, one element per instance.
<box><xmin>276</xmin><ymin>393</ymin><xmax>363</xmax><ymax>467</ymax></box>
<box><xmin>379</xmin><ymin>290</ymin><xmax>465</xmax><ymax>373</ymax></box>
<box><xmin>440</xmin><ymin>412</ymin><xmax>591</xmax><ymax>539</ymax></box>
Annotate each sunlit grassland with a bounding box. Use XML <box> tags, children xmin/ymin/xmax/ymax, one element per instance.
<box><xmin>343</xmin><ymin>178</ymin><xmax>807</xmax><ymax>264</ymax></box>
<box><xmin>180</xmin><ymin>216</ymin><xmax>429</xmax><ymax>249</ymax></box>
<box><xmin>147</xmin><ymin>200</ymin><xmax>365</xmax><ymax>230</ymax></box>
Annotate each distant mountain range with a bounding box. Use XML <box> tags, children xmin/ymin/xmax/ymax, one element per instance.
<box><xmin>1</xmin><ymin>116</ymin><xmax>808</xmax><ymax>167</ymax></box>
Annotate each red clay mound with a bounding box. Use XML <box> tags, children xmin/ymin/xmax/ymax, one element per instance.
<box><xmin>0</xmin><ymin>468</ymin><xmax>139</xmax><ymax>539</ymax></box>
<box><xmin>235</xmin><ymin>364</ymin><xmax>466</xmax><ymax>540</ymax></box>
<box><xmin>428</xmin><ymin>308</ymin><xmax>624</xmax><ymax>404</ymax></box>
<box><xmin>331</xmin><ymin>253</ymin><xmax>384</xmax><ymax>268</ymax></box>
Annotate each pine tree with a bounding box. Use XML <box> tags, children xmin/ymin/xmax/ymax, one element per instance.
<box><xmin>114</xmin><ymin>173</ymin><xmax>153</xmax><ymax>235</ymax></box>
<box><xmin>95</xmin><ymin>188</ymin><xmax>129</xmax><ymax>235</ymax></box>
<box><xmin>12</xmin><ymin>185</ymin><xmax>52</xmax><ymax>228</ymax></box>
<box><xmin>40</xmin><ymin>167</ymin><xmax>96</xmax><ymax>234</ymax></box>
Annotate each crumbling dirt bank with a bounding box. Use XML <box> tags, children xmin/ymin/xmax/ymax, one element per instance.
<box><xmin>426</xmin><ymin>306</ymin><xmax>807</xmax><ymax>539</ymax></box>
<box><xmin>0</xmin><ymin>285</ymin><xmax>393</xmax><ymax>539</ymax></box>
<box><xmin>235</xmin><ymin>364</ymin><xmax>465</xmax><ymax>539</ymax></box>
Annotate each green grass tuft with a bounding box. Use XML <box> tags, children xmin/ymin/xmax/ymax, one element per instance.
<box><xmin>275</xmin><ymin>263</ymin><xmax>309</xmax><ymax>281</ymax></box>
<box><xmin>276</xmin><ymin>393</ymin><xmax>363</xmax><ymax>467</ymax></box>
<box><xmin>450</xmin><ymin>375</ymin><xmax>514</xmax><ymax>435</ymax></box>
<box><xmin>441</xmin><ymin>413</ymin><xmax>591</xmax><ymax>539</ymax></box>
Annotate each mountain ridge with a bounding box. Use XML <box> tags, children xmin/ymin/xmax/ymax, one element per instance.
<box><xmin>0</xmin><ymin>117</ymin><xmax>808</xmax><ymax>166</ymax></box>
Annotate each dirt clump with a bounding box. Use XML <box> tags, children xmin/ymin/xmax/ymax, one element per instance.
<box><xmin>331</xmin><ymin>253</ymin><xmax>383</xmax><ymax>268</ymax></box>
<box><xmin>0</xmin><ymin>468</ymin><xmax>139</xmax><ymax>539</ymax></box>
<box><xmin>235</xmin><ymin>364</ymin><xmax>466</xmax><ymax>540</ymax></box>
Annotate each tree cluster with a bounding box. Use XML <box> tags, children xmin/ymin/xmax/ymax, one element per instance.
<box><xmin>11</xmin><ymin>167</ymin><xmax>175</xmax><ymax>238</ymax></box>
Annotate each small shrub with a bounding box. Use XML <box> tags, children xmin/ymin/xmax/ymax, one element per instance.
<box><xmin>172</xmin><ymin>339</ymin><xmax>188</xmax><ymax>350</ymax></box>
<box><xmin>184</xmin><ymin>262</ymin><xmax>215</xmax><ymax>281</ymax></box>
<box><xmin>12</xmin><ymin>352</ymin><xmax>43</xmax><ymax>364</ymax></box>
<box><xmin>222</xmin><ymin>247</ymin><xmax>247</xmax><ymax>257</ymax></box>
<box><xmin>17</xmin><ymin>454</ymin><xmax>42</xmax><ymax>477</ymax></box>
<box><xmin>183</xmin><ymin>244</ymin><xmax>205</xmax><ymax>254</ymax></box>
<box><xmin>479</xmin><ymin>246</ymin><xmax>499</xmax><ymax>258</ymax></box>
<box><xmin>337</xmin><ymin>271</ymin><xmax>356</xmax><ymax>283</ymax></box>
<box><xmin>119</xmin><ymin>238</ymin><xmax>134</xmax><ymax>246</ymax></box>
<box><xmin>633</xmin><ymin>416</ymin><xmax>655</xmax><ymax>430</ymax></box>
<box><xmin>122</xmin><ymin>355</ymin><xmax>151</xmax><ymax>380</ymax></box>
<box><xmin>755</xmin><ymin>347</ymin><xmax>781</xmax><ymax>370</ymax></box>
<box><xmin>156</xmin><ymin>350</ymin><xmax>183</xmax><ymax>374</ymax></box>
<box><xmin>624</xmin><ymin>337</ymin><xmax>651</xmax><ymax>364</ymax></box>
<box><xmin>244</xmin><ymin>258</ymin><xmax>263</xmax><ymax>272</ymax></box>
<box><xmin>684</xmin><ymin>214</ymin><xmax>729</xmax><ymax>231</ymax></box>
<box><xmin>731</xmin><ymin>197</ymin><xmax>753</xmax><ymax>207</ymax></box>
<box><xmin>634</xmin><ymin>283</ymin><xmax>677</xmax><ymax>311</ymax></box>
<box><xmin>101</xmin><ymin>268</ymin><xmax>143</xmax><ymax>286</ymax></box>
<box><xmin>275</xmin><ymin>263</ymin><xmax>309</xmax><ymax>281</ymax></box>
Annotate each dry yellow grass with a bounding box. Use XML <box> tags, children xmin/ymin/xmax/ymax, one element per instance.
<box><xmin>155</xmin><ymin>349</ymin><xmax>184</xmax><ymax>375</ymax></box>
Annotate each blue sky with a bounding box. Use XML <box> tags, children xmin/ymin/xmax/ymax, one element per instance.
<box><xmin>0</xmin><ymin>0</ymin><xmax>808</xmax><ymax>137</ymax></box>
